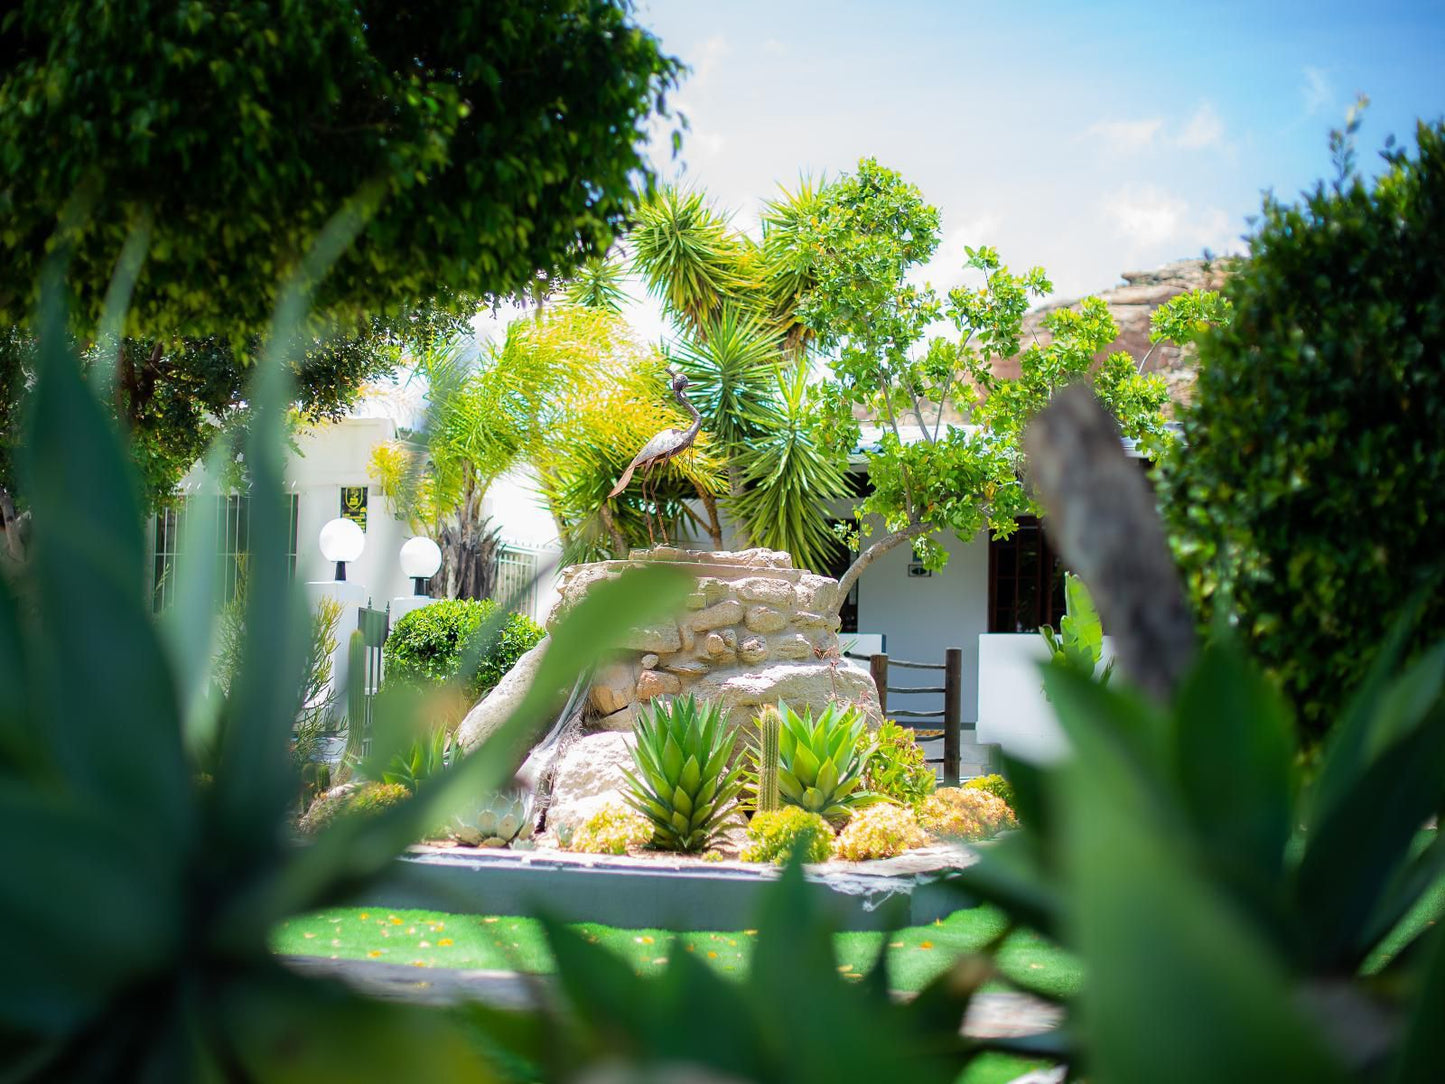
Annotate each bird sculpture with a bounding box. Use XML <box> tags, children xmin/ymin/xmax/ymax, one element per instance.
<box><xmin>608</xmin><ymin>367</ymin><xmax>703</xmax><ymax>543</ymax></box>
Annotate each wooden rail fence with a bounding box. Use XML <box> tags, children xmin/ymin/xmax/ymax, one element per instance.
<box><xmin>848</xmin><ymin>648</ymin><xmax>966</xmax><ymax>785</ymax></box>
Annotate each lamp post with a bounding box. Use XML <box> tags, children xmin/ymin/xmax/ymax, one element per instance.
<box><xmin>318</xmin><ymin>517</ymin><xmax>365</xmax><ymax>581</ymax></box>
<box><xmin>392</xmin><ymin>536</ymin><xmax>443</xmax><ymax>621</ymax></box>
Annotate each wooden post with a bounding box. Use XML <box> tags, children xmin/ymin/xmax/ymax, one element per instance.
<box><xmin>869</xmin><ymin>653</ymin><xmax>889</xmax><ymax>718</ymax></box>
<box><xmin>944</xmin><ymin>647</ymin><xmax>962</xmax><ymax>785</ymax></box>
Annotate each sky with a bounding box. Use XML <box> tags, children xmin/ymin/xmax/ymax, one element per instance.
<box><xmin>458</xmin><ymin>0</ymin><xmax>1445</xmax><ymax>358</ymax></box>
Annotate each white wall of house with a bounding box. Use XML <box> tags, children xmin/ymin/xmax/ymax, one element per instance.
<box><xmin>977</xmin><ymin>633</ymin><xmax>1116</xmax><ymax>763</ymax></box>
<box><xmin>854</xmin><ymin>526</ymin><xmax>990</xmax><ymax>724</ymax></box>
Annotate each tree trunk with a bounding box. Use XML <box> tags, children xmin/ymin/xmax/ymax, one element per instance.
<box><xmin>831</xmin><ymin>520</ymin><xmax>932</xmax><ymax>613</ymax></box>
<box><xmin>696</xmin><ymin>487</ymin><xmax>725</xmax><ymax>550</ymax></box>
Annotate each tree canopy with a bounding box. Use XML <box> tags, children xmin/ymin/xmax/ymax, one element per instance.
<box><xmin>0</xmin><ymin>0</ymin><xmax>683</xmax><ymax>342</ymax></box>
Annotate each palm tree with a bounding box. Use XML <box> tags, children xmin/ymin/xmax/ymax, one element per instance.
<box><xmin>760</xmin><ymin>176</ymin><xmax>827</xmax><ymax>358</ymax></box>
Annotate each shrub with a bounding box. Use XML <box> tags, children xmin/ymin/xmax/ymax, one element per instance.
<box><xmin>298</xmin><ymin>781</ymin><xmax>412</xmax><ymax>835</ymax></box>
<box><xmin>383</xmin><ymin>597</ymin><xmax>545</xmax><ymax>706</ymax></box>
<box><xmin>382</xmin><ymin>726</ymin><xmax>454</xmax><ymax>795</ymax></box>
<box><xmin>776</xmin><ymin>700</ymin><xmax>874</xmax><ymax>821</ymax></box>
<box><xmin>963</xmin><ymin>773</ymin><xmax>1017</xmax><ymax>813</ymax></box>
<box><xmin>834</xmin><ymin>802</ymin><xmax>928</xmax><ymax>861</ymax></box>
<box><xmin>741</xmin><ymin>808</ymin><xmax>834</xmax><ymax>865</ymax></box>
<box><xmin>1160</xmin><ymin>120</ymin><xmax>1445</xmax><ymax>738</ymax></box>
<box><xmin>918</xmin><ymin>787</ymin><xmax>1017</xmax><ymax>841</ymax></box>
<box><xmin>563</xmin><ymin>803</ymin><xmax>655</xmax><ymax>855</ymax></box>
<box><xmin>861</xmin><ymin>721</ymin><xmax>936</xmax><ymax>807</ymax></box>
<box><xmin>623</xmin><ymin>695</ymin><xmax>746</xmax><ymax>853</ymax></box>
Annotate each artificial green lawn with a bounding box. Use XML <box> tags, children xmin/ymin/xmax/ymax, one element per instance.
<box><xmin>273</xmin><ymin>902</ymin><xmax>1081</xmax><ymax>998</ymax></box>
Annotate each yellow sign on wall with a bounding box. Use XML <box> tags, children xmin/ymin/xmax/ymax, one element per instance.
<box><xmin>340</xmin><ymin>486</ymin><xmax>368</xmax><ymax>532</ymax></box>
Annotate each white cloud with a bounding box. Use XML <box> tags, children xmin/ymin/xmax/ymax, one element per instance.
<box><xmin>1176</xmin><ymin>101</ymin><xmax>1224</xmax><ymax>150</ymax></box>
<box><xmin>1302</xmin><ymin>66</ymin><xmax>1333</xmax><ymax>115</ymax></box>
<box><xmin>1101</xmin><ymin>186</ymin><xmax>1245</xmax><ymax>258</ymax></box>
<box><xmin>762</xmin><ymin>37</ymin><xmax>786</xmax><ymax>56</ymax></box>
<box><xmin>693</xmin><ymin>34</ymin><xmax>731</xmax><ymax>85</ymax></box>
<box><xmin>1086</xmin><ymin>118</ymin><xmax>1163</xmax><ymax>153</ymax></box>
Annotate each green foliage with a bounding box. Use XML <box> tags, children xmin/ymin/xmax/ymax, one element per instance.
<box><xmin>1039</xmin><ymin>572</ymin><xmax>1115</xmax><ymax>685</ymax></box>
<box><xmin>622</xmin><ymin>695</ymin><xmax>746</xmax><ymax>852</ymax></box>
<box><xmin>861</xmin><ymin>721</ymin><xmax>937</xmax><ymax>808</ymax></box>
<box><xmin>381</xmin><ymin>727</ymin><xmax>453</xmax><ymax>796</ymax></box>
<box><xmin>776</xmin><ymin>701</ymin><xmax>875</xmax><ymax>821</ymax></box>
<box><xmin>957</xmin><ymin>626</ymin><xmax>1445</xmax><ymax>1079</ymax></box>
<box><xmin>742</xmin><ymin>807</ymin><xmax>834</xmax><ymax>864</ymax></box>
<box><xmin>0</xmin><ymin>1</ymin><xmax>682</xmax><ymax>343</ymax></box>
<box><xmin>1161</xmin><ymin>121</ymin><xmax>1445</xmax><ymax>738</ymax></box>
<box><xmin>962</xmin><ymin>774</ymin><xmax>1016</xmax><ymax>814</ymax></box>
<box><xmin>451</xmin><ymin>790</ymin><xmax>533</xmax><ymax>847</ymax></box>
<box><xmin>383</xmin><ymin>597</ymin><xmax>544</xmax><ymax>704</ymax></box>
<box><xmin>563</xmin><ymin>803</ymin><xmax>655</xmax><ymax>855</ymax></box>
<box><xmin>834</xmin><ymin>802</ymin><xmax>928</xmax><ymax>861</ymax></box>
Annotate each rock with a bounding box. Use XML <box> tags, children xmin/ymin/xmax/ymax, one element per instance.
<box><xmin>738</xmin><ymin>637</ymin><xmax>769</xmax><ymax>665</ymax></box>
<box><xmin>621</xmin><ymin>623</ymin><xmax>682</xmax><ymax>653</ymax></box>
<box><xmin>703</xmin><ymin>632</ymin><xmax>730</xmax><ymax>658</ymax></box>
<box><xmin>589</xmin><ymin>661</ymin><xmax>636</xmax><ymax>716</ymax></box>
<box><xmin>546</xmin><ymin>732</ymin><xmax>639</xmax><ymax>835</ymax></box>
<box><xmin>770</xmin><ymin>633</ymin><xmax>814</xmax><ymax>661</ymax></box>
<box><xmin>795</xmin><ymin>574</ymin><xmax>840</xmax><ymax>615</ymax></box>
<box><xmin>683</xmin><ymin>591</ymin><xmax>708</xmax><ymax>610</ymax></box>
<box><xmin>691</xmin><ymin>599</ymin><xmax>744</xmax><ymax>631</ymax></box>
<box><xmin>689</xmin><ymin>660</ymin><xmax>884</xmax><ymax>731</ymax></box>
<box><xmin>592</xmin><ymin>704</ymin><xmax>638</xmax><ymax>732</ymax></box>
<box><xmin>636</xmin><ymin>670</ymin><xmax>683</xmax><ymax>700</ymax></box>
<box><xmin>680</xmin><ymin>624</ymin><xmax>696</xmax><ymax>652</ymax></box>
<box><xmin>699</xmin><ymin>578</ymin><xmax>732</xmax><ymax>605</ymax></box>
<box><xmin>457</xmin><ymin>639</ymin><xmax>568</xmax><ymax>754</ymax></box>
<box><xmin>721</xmin><ymin>629</ymin><xmax>738</xmax><ymax>650</ymax></box>
<box><xmin>640</xmin><ymin>653</ymin><xmax>659</xmax><ymax>670</ymax></box>
<box><xmin>665</xmin><ymin>658</ymin><xmax>710</xmax><ymax>678</ymax></box>
<box><xmin>791</xmin><ymin>610</ymin><xmax>832</xmax><ymax>629</ymax></box>
<box><xmin>736</xmin><ymin>577</ymin><xmax>796</xmax><ymax>607</ymax></box>
<box><xmin>744</xmin><ymin>605</ymin><xmax>788</xmax><ymax>634</ymax></box>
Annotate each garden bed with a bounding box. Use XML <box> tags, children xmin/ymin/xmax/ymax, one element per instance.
<box><xmin>359</xmin><ymin>838</ymin><xmax>981</xmax><ymax>931</ymax></box>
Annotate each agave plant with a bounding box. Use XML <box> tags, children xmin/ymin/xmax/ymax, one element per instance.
<box><xmin>776</xmin><ymin>700</ymin><xmax>875</xmax><ymax>821</ymax></box>
<box><xmin>622</xmin><ymin>695</ymin><xmax>746</xmax><ymax>852</ymax></box>
<box><xmin>452</xmin><ymin>789</ymin><xmax>534</xmax><ymax>848</ymax></box>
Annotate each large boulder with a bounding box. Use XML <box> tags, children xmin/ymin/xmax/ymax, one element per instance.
<box><xmin>545</xmin><ymin>731</ymin><xmax>638</xmax><ymax>836</ymax></box>
<box><xmin>454</xmin><ymin>638</ymin><xmax>567</xmax><ymax>754</ymax></box>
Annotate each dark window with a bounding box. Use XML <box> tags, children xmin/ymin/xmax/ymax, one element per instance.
<box><xmin>988</xmin><ymin>516</ymin><xmax>1067</xmax><ymax>633</ymax></box>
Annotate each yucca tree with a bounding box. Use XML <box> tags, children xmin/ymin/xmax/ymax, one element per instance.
<box><xmin>760</xmin><ymin>176</ymin><xmax>827</xmax><ymax>357</ymax></box>
<box><xmin>730</xmin><ymin>361</ymin><xmax>851</xmax><ymax>573</ymax></box>
<box><xmin>564</xmin><ymin>253</ymin><xmax>630</xmax><ymax>314</ymax></box>
<box><xmin>630</xmin><ymin>186</ymin><xmax>762</xmax><ymax>340</ymax></box>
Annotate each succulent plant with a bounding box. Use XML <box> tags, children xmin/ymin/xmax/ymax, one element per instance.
<box><xmin>452</xmin><ymin>789</ymin><xmax>535</xmax><ymax>847</ymax></box>
<box><xmin>776</xmin><ymin>700</ymin><xmax>875</xmax><ymax>821</ymax></box>
<box><xmin>749</xmin><ymin>704</ymin><xmax>783</xmax><ymax>813</ymax></box>
<box><xmin>623</xmin><ymin>694</ymin><xmax>745</xmax><ymax>853</ymax></box>
<box><xmin>741</xmin><ymin>807</ymin><xmax>833</xmax><ymax>864</ymax></box>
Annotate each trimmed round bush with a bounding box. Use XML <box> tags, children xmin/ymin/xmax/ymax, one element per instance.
<box><xmin>383</xmin><ymin>598</ymin><xmax>544</xmax><ymax>704</ymax></box>
<box><xmin>834</xmin><ymin>802</ymin><xmax>928</xmax><ymax>861</ymax></box>
<box><xmin>918</xmin><ymin>787</ymin><xmax>1017</xmax><ymax>841</ymax></box>
<box><xmin>742</xmin><ymin>807</ymin><xmax>833</xmax><ymax>865</ymax></box>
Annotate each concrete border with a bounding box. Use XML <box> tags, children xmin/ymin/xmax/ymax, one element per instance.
<box><xmin>358</xmin><ymin>846</ymin><xmax>978</xmax><ymax>931</ymax></box>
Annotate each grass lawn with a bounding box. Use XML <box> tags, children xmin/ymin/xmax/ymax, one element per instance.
<box><xmin>275</xmin><ymin>903</ymin><xmax>1073</xmax><ymax>1084</ymax></box>
<box><xmin>273</xmin><ymin>902</ymin><xmax>1081</xmax><ymax>998</ymax></box>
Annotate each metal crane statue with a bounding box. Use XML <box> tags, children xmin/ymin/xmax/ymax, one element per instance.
<box><xmin>608</xmin><ymin>367</ymin><xmax>702</xmax><ymax>544</ymax></box>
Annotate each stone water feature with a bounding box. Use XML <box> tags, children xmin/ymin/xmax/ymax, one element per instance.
<box><xmin>455</xmin><ymin>546</ymin><xmax>883</xmax><ymax>834</ymax></box>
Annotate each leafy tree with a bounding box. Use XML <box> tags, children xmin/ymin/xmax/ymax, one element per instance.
<box><xmin>0</xmin><ymin>0</ymin><xmax>683</xmax><ymax>341</ymax></box>
<box><xmin>0</xmin><ymin>0</ymin><xmax>682</xmax><ymax>515</ymax></box>
<box><xmin>1160</xmin><ymin>120</ymin><xmax>1445</xmax><ymax>737</ymax></box>
<box><xmin>800</xmin><ymin>159</ymin><xmax>1189</xmax><ymax>604</ymax></box>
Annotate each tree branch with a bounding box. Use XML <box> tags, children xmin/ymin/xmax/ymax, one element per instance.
<box><xmin>1023</xmin><ymin>384</ymin><xmax>1195</xmax><ymax>702</ymax></box>
<box><xmin>832</xmin><ymin>519</ymin><xmax>931</xmax><ymax>612</ymax></box>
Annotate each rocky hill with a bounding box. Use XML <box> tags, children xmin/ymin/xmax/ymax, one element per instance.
<box><xmin>993</xmin><ymin>256</ymin><xmax>1231</xmax><ymax>412</ymax></box>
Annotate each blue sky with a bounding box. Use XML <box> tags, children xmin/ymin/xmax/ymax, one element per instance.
<box><xmin>631</xmin><ymin>0</ymin><xmax>1445</xmax><ymax>300</ymax></box>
